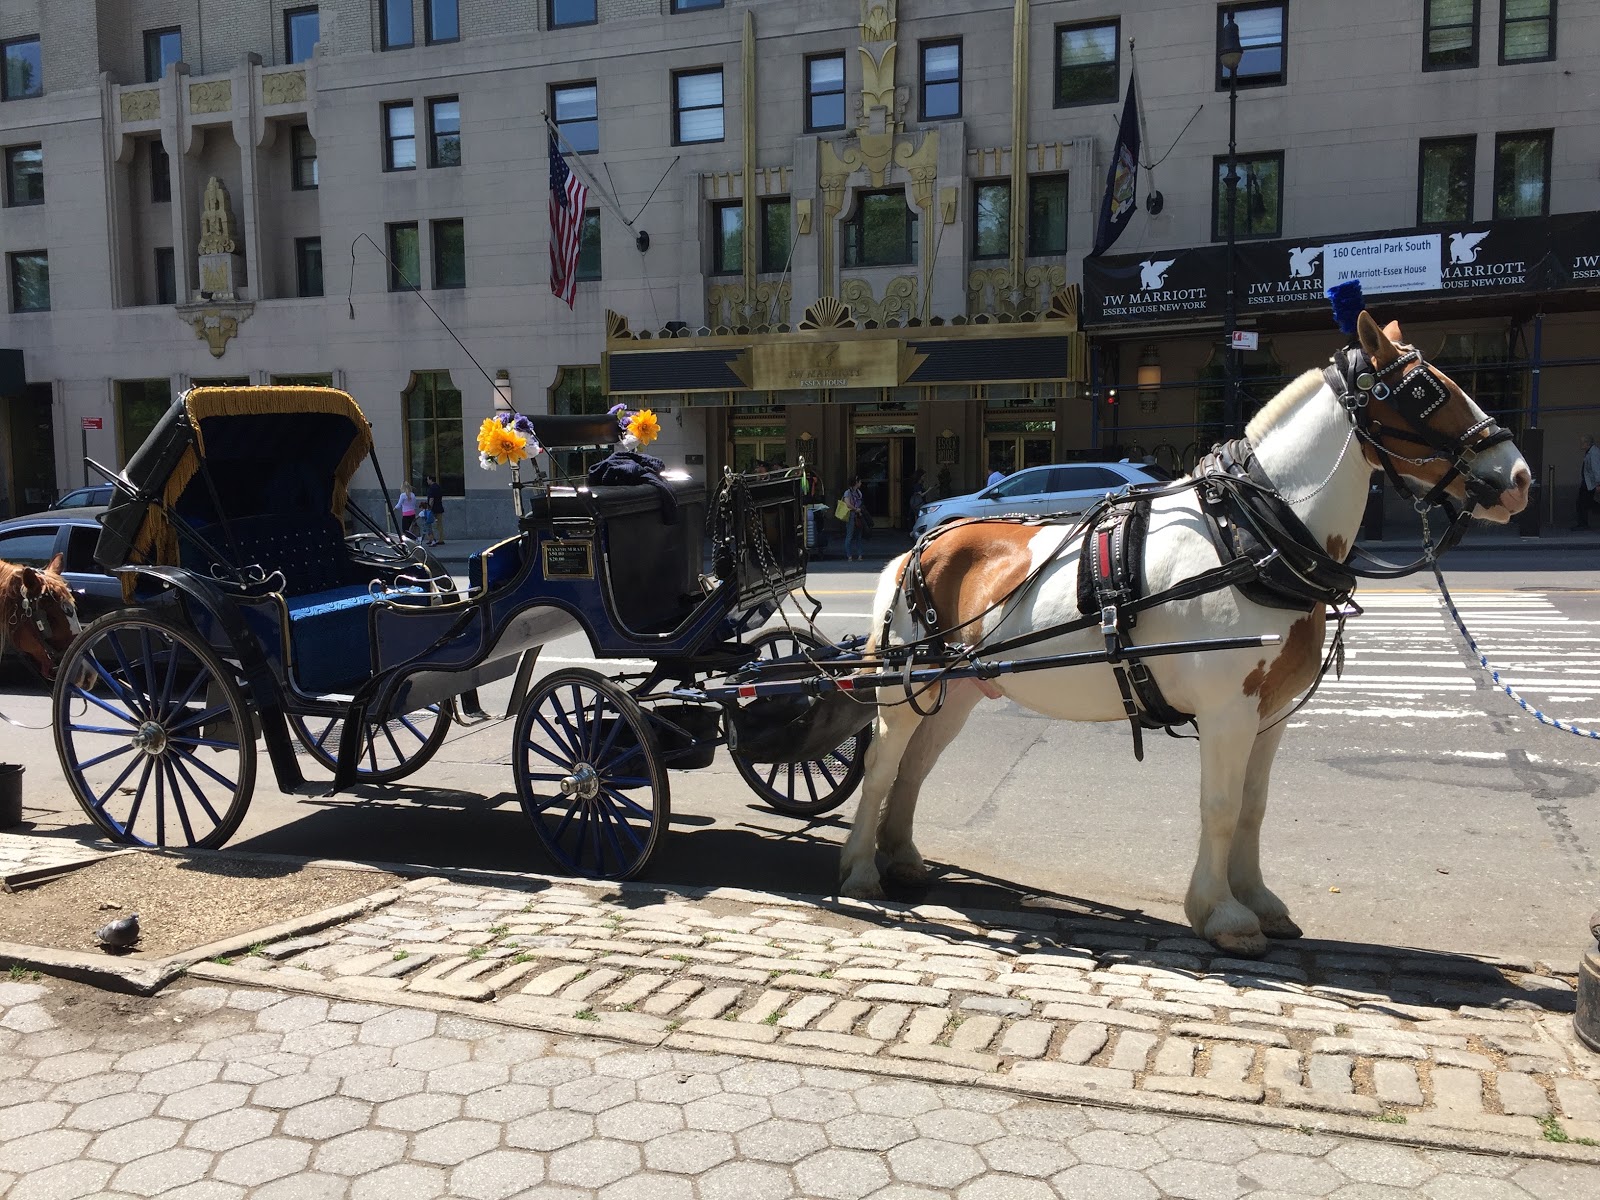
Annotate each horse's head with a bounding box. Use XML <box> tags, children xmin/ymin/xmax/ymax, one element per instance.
<box><xmin>1355</xmin><ymin>312</ymin><xmax>1531</xmax><ymax>523</ymax></box>
<box><xmin>2</xmin><ymin>554</ymin><xmax>83</xmax><ymax>681</ymax></box>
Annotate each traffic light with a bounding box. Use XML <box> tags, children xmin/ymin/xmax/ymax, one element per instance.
<box><xmin>1105</xmin><ymin>388</ymin><xmax>1119</xmax><ymax>407</ymax></box>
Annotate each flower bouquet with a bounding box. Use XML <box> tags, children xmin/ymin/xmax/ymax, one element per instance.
<box><xmin>477</xmin><ymin>412</ymin><xmax>540</xmax><ymax>471</ymax></box>
<box><xmin>610</xmin><ymin>403</ymin><xmax>660</xmax><ymax>450</ymax></box>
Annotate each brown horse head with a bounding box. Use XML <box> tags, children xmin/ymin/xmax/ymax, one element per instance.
<box><xmin>1</xmin><ymin>554</ymin><xmax>82</xmax><ymax>681</ymax></box>
<box><xmin>1355</xmin><ymin>311</ymin><xmax>1531</xmax><ymax>522</ymax></box>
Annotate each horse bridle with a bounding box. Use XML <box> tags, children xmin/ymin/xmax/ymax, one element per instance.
<box><xmin>1327</xmin><ymin>345</ymin><xmax>1516</xmax><ymax>513</ymax></box>
<box><xmin>7</xmin><ymin>578</ymin><xmax>74</xmax><ymax>674</ymax></box>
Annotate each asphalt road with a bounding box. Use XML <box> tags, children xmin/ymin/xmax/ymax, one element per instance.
<box><xmin>5</xmin><ymin>539</ymin><xmax>1600</xmax><ymax>969</ymax></box>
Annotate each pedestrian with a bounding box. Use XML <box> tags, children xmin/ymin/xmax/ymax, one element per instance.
<box><xmin>842</xmin><ymin>475</ymin><xmax>866</xmax><ymax>561</ymax></box>
<box><xmin>416</xmin><ymin>497</ymin><xmax>436</xmax><ymax>546</ymax></box>
<box><xmin>987</xmin><ymin>463</ymin><xmax>1006</xmax><ymax>488</ymax></box>
<box><xmin>1572</xmin><ymin>434</ymin><xmax>1600</xmax><ymax>530</ymax></box>
<box><xmin>395</xmin><ymin>482</ymin><xmax>418</xmax><ymax>538</ymax></box>
<box><xmin>425</xmin><ymin>474</ymin><xmax>445</xmax><ymax>545</ymax></box>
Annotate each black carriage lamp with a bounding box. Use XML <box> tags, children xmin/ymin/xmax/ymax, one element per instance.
<box><xmin>1137</xmin><ymin>345</ymin><xmax>1162</xmax><ymax>391</ymax></box>
<box><xmin>1219</xmin><ymin>13</ymin><xmax>1244</xmax><ymax>439</ymax></box>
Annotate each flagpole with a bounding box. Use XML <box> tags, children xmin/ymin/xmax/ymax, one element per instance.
<box><xmin>541</xmin><ymin>112</ymin><xmax>633</xmax><ymax>228</ymax></box>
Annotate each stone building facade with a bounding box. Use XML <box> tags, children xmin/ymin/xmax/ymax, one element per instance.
<box><xmin>0</xmin><ymin>0</ymin><xmax>1594</xmax><ymax>535</ymax></box>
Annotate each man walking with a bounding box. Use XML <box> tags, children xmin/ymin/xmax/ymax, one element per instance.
<box><xmin>426</xmin><ymin>475</ymin><xmax>445</xmax><ymax>545</ymax></box>
<box><xmin>1574</xmin><ymin>435</ymin><xmax>1600</xmax><ymax>531</ymax></box>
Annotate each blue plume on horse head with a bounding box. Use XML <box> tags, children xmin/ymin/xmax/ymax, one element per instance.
<box><xmin>1326</xmin><ymin>279</ymin><xmax>1365</xmax><ymax>337</ymax></box>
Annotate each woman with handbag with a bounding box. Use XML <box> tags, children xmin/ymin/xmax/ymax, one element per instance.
<box><xmin>840</xmin><ymin>476</ymin><xmax>866</xmax><ymax>561</ymax></box>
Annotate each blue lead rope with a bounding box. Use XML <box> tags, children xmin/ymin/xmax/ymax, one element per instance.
<box><xmin>1432</xmin><ymin>564</ymin><xmax>1600</xmax><ymax>741</ymax></box>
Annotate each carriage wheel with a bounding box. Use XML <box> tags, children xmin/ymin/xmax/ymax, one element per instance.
<box><xmin>288</xmin><ymin>704</ymin><xmax>449</xmax><ymax>784</ymax></box>
<box><xmin>513</xmin><ymin>668</ymin><xmax>669</xmax><ymax>881</ymax></box>
<box><xmin>730</xmin><ymin>628</ymin><xmax>871</xmax><ymax>818</ymax></box>
<box><xmin>52</xmin><ymin>610</ymin><xmax>256</xmax><ymax>849</ymax></box>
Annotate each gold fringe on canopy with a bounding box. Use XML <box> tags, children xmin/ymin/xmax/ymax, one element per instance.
<box><xmin>122</xmin><ymin>387</ymin><xmax>375</xmax><ymax>597</ymax></box>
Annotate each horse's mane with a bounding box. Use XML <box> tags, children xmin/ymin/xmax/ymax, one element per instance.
<box><xmin>1244</xmin><ymin>369</ymin><xmax>1326</xmax><ymax>444</ymax></box>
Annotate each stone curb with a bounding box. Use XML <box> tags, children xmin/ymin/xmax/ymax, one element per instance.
<box><xmin>182</xmin><ymin>947</ymin><xmax>1600</xmax><ymax>1166</ymax></box>
<box><xmin>0</xmin><ymin>871</ymin><xmax>435</xmax><ymax>996</ymax></box>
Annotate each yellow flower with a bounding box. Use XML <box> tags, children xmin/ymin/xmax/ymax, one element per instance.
<box><xmin>476</xmin><ymin>416</ymin><xmax>528</xmax><ymax>465</ymax></box>
<box><xmin>626</xmin><ymin>409</ymin><xmax>660</xmax><ymax>447</ymax></box>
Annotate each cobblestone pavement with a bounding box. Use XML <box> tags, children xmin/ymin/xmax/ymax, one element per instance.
<box><xmin>193</xmin><ymin>876</ymin><xmax>1600</xmax><ymax>1148</ymax></box>
<box><xmin>3</xmin><ymin>976</ymin><xmax>1600</xmax><ymax>1200</ymax></box>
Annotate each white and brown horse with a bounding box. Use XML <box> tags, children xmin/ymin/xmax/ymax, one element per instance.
<box><xmin>0</xmin><ymin>553</ymin><xmax>83</xmax><ymax>682</ymax></box>
<box><xmin>840</xmin><ymin>313</ymin><xmax>1531</xmax><ymax>956</ymax></box>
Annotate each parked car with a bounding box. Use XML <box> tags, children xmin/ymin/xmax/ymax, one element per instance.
<box><xmin>50</xmin><ymin>484</ymin><xmax>114</xmax><ymax>509</ymax></box>
<box><xmin>910</xmin><ymin>462</ymin><xmax>1166</xmax><ymax>537</ymax></box>
<box><xmin>0</xmin><ymin>508</ymin><xmax>122</xmax><ymax>662</ymax></box>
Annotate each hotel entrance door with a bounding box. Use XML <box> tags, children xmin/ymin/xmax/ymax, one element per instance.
<box><xmin>2</xmin><ymin>384</ymin><xmax>56</xmax><ymax>517</ymax></box>
<box><xmin>854</xmin><ymin>423</ymin><xmax>916</xmax><ymax>530</ymax></box>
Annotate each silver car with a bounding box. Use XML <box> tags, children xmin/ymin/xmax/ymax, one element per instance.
<box><xmin>911</xmin><ymin>461</ymin><xmax>1166</xmax><ymax>537</ymax></box>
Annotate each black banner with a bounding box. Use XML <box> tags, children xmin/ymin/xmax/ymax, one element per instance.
<box><xmin>1083</xmin><ymin>211</ymin><xmax>1600</xmax><ymax>328</ymax></box>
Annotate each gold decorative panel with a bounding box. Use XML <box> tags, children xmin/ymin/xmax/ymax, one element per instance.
<box><xmin>120</xmin><ymin>89</ymin><xmax>160</xmax><ymax>122</ymax></box>
<box><xmin>261</xmin><ymin>70</ymin><xmax>307</xmax><ymax>106</ymax></box>
<box><xmin>189</xmin><ymin>80</ymin><xmax>232</xmax><ymax>115</ymax></box>
<box><xmin>191</xmin><ymin>310</ymin><xmax>241</xmax><ymax>358</ymax></box>
<box><xmin>842</xmin><ymin>276</ymin><xmax>917</xmax><ymax>325</ymax></box>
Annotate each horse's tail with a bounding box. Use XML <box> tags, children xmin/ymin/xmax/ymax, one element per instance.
<box><xmin>864</xmin><ymin>552</ymin><xmax>912</xmax><ymax>656</ymax></box>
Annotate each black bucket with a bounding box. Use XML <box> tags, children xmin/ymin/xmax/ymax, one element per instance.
<box><xmin>650</xmin><ymin>704</ymin><xmax>722</xmax><ymax>771</ymax></box>
<box><xmin>728</xmin><ymin>692</ymin><xmax>875</xmax><ymax>763</ymax></box>
<box><xmin>0</xmin><ymin>763</ymin><xmax>23</xmax><ymax>829</ymax></box>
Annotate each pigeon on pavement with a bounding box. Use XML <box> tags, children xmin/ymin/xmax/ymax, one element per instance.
<box><xmin>95</xmin><ymin>913</ymin><xmax>140</xmax><ymax>949</ymax></box>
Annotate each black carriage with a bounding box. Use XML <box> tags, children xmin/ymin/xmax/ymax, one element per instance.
<box><xmin>55</xmin><ymin>386</ymin><xmax>870</xmax><ymax>879</ymax></box>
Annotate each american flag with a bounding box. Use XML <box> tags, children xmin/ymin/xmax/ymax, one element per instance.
<box><xmin>548</xmin><ymin>131</ymin><xmax>588</xmax><ymax>308</ymax></box>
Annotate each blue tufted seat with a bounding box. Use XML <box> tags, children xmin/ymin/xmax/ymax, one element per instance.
<box><xmin>184</xmin><ymin>515</ymin><xmax>376</xmax><ymax>693</ymax></box>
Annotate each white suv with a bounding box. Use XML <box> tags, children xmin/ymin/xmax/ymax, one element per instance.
<box><xmin>911</xmin><ymin>461</ymin><xmax>1166</xmax><ymax>537</ymax></box>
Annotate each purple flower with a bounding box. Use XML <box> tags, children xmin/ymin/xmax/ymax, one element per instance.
<box><xmin>511</xmin><ymin>414</ymin><xmax>536</xmax><ymax>436</ymax></box>
<box><xmin>607</xmin><ymin>402</ymin><xmax>628</xmax><ymax>417</ymax></box>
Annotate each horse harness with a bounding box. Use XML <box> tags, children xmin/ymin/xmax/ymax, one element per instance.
<box><xmin>882</xmin><ymin>343</ymin><xmax>1513</xmax><ymax>760</ymax></box>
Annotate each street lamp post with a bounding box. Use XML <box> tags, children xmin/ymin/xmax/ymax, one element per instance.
<box><xmin>1220</xmin><ymin>16</ymin><xmax>1243</xmax><ymax>440</ymax></box>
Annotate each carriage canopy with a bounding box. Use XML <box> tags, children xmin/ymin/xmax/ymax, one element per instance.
<box><xmin>95</xmin><ymin>386</ymin><xmax>375</xmax><ymax>576</ymax></box>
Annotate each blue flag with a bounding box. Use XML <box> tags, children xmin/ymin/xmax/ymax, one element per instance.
<box><xmin>1092</xmin><ymin>76</ymin><xmax>1141</xmax><ymax>257</ymax></box>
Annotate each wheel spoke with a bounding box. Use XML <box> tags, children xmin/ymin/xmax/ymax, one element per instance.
<box><xmin>84</xmin><ymin>659</ymin><xmax>145</xmax><ymax>722</ymax></box>
<box><xmin>90</xmin><ymin>752</ymin><xmax>146</xmax><ymax>815</ymax></box>
<box><xmin>169</xmin><ymin>735</ymin><xmax>245</xmax><ymax>751</ymax></box>
<box><xmin>394</xmin><ymin>713</ymin><xmax>430</xmax><ymax>744</ymax></box>
<box><xmin>167</xmin><ymin>703</ymin><xmax>232</xmax><ymax>738</ymax></box>
<box><xmin>597</xmin><ymin>793</ymin><xmax>646</xmax><ymax>853</ymax></box>
<box><xmin>525</xmin><ymin>738</ymin><xmax>575</xmax><ymax>772</ymax></box>
<box><xmin>158</xmin><ymin>637</ymin><xmax>180</xmax><ymax>716</ymax></box>
<box><xmin>309</xmin><ymin>718</ymin><xmax>338</xmax><ymax>750</ymax></box>
<box><xmin>533</xmin><ymin>708</ymin><xmax>580</xmax><ymax>761</ymax></box>
<box><xmin>813</xmin><ymin>757</ymin><xmax>840</xmax><ymax>789</ymax></box>
<box><xmin>160</xmin><ymin>666</ymin><xmax>210</xmax><ymax>726</ymax></box>
<box><xmin>585</xmin><ymin>686</ymin><xmax>606</xmax><ymax>762</ymax></box>
<box><xmin>170</xmin><ymin>743</ymin><xmax>238</xmax><ymax>793</ymax></box>
<box><xmin>162</xmin><ymin>758</ymin><xmax>199</xmax><ymax>846</ymax></box>
<box><xmin>138</xmin><ymin>629</ymin><xmax>161</xmax><ymax>719</ymax></box>
<box><xmin>69</xmin><ymin>722</ymin><xmax>139</xmax><ymax>737</ymax></box>
<box><xmin>167</xmin><ymin>752</ymin><xmax>225</xmax><ymax>827</ymax></box>
<box><xmin>122</xmin><ymin>758</ymin><xmax>155</xmax><ymax>837</ymax></box>
<box><xmin>154</xmin><ymin>755</ymin><xmax>167</xmax><ymax>845</ymax></box>
<box><xmin>801</xmin><ymin>762</ymin><xmax>821</xmax><ymax>806</ymax></box>
<box><xmin>600</xmin><ymin>785</ymin><xmax>654</xmax><ymax>821</ymax></box>
<box><xmin>106</xmin><ymin>636</ymin><xmax>149</xmax><ymax>719</ymax></box>
<box><xmin>380</xmin><ymin>722</ymin><xmax>407</xmax><ymax>764</ymax></box>
<box><xmin>548</xmin><ymin>691</ymin><xmax>586</xmax><ymax>759</ymax></box>
<box><xmin>76</xmin><ymin>743</ymin><xmax>136</xmax><ymax>771</ymax></box>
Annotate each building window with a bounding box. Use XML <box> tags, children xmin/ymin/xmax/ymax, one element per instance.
<box><xmin>712</xmin><ymin>201</ymin><xmax>742</xmax><ymax>275</ymax></box>
<box><xmin>1494</xmin><ymin>129</ymin><xmax>1552</xmax><ymax>218</ymax></box>
<box><xmin>1418</xmin><ymin>135</ymin><xmax>1475</xmax><ymax>225</ymax></box>
<box><xmin>144</xmin><ymin>28</ymin><xmax>182</xmax><ymax>83</ymax></box>
<box><xmin>117</xmin><ymin>380</ymin><xmax>173</xmax><ymax>464</ymax></box>
<box><xmin>1502</xmin><ymin>0</ymin><xmax>1554</xmax><ymax>64</ymax></box>
<box><xmin>1211</xmin><ymin>151</ymin><xmax>1283</xmax><ymax>240</ymax></box>
<box><xmin>1055</xmin><ymin>21</ymin><xmax>1119</xmax><ymax>107</ymax></box>
<box><xmin>806</xmin><ymin>54</ymin><xmax>846</xmax><ymax>132</ymax></box>
<box><xmin>972</xmin><ymin>182</ymin><xmax>1009</xmax><ymax>260</ymax></box>
<box><xmin>4</xmin><ymin>144</ymin><xmax>43</xmax><ymax>207</ymax></box>
<box><xmin>284</xmin><ymin>7</ymin><xmax>320</xmax><ymax>65</ymax></box>
<box><xmin>844</xmin><ymin>191</ymin><xmax>918</xmax><ymax>268</ymax></box>
<box><xmin>920</xmin><ymin>40</ymin><xmax>961</xmax><ymax>120</ymax></box>
<box><xmin>388</xmin><ymin>222</ymin><xmax>420</xmax><ymax>290</ymax></box>
<box><xmin>550</xmin><ymin>0</ymin><xmax>597</xmax><ymax>28</ymax></box>
<box><xmin>552</xmin><ymin>83</ymin><xmax>598</xmax><ymax>154</ymax></box>
<box><xmin>428</xmin><ymin>97</ymin><xmax>461</xmax><ymax>167</ymax></box>
<box><xmin>761</xmin><ymin>198</ymin><xmax>791</xmax><ymax>273</ymax></box>
<box><xmin>384</xmin><ymin>102</ymin><xmax>416</xmax><ymax>170</ymax></box>
<box><xmin>671</xmin><ymin>0</ymin><xmax>723</xmax><ymax>11</ymax></box>
<box><xmin>1424</xmin><ymin>0</ymin><xmax>1479</xmax><ymax>71</ymax></box>
<box><xmin>9</xmin><ymin>251</ymin><xmax>49</xmax><ymax>312</ymax></box>
<box><xmin>549</xmin><ymin>365</ymin><xmax>606</xmax><ymax>478</ymax></box>
<box><xmin>403</xmin><ymin>370</ymin><xmax>464</xmax><ymax>498</ymax></box>
<box><xmin>380</xmin><ymin>0</ymin><xmax>414</xmax><ymax>49</ymax></box>
<box><xmin>432</xmin><ymin>218</ymin><xmax>465</xmax><ymax>289</ymax></box>
<box><xmin>1217</xmin><ymin>4</ymin><xmax>1286</xmax><ymax>88</ymax></box>
<box><xmin>2</xmin><ymin>36</ymin><xmax>43</xmax><ymax>100</ymax></box>
<box><xmin>426</xmin><ymin>0</ymin><xmax>459</xmax><ymax>44</ymax></box>
<box><xmin>577</xmin><ymin>211</ymin><xmax>601</xmax><ymax>281</ymax></box>
<box><xmin>150</xmin><ymin>141</ymin><xmax>171</xmax><ymax>202</ymax></box>
<box><xmin>154</xmin><ymin>248</ymin><xmax>176</xmax><ymax>304</ymax></box>
<box><xmin>674</xmin><ymin>68</ymin><xmax>724</xmax><ymax>144</ymax></box>
<box><xmin>1028</xmin><ymin>174</ymin><xmax>1068</xmax><ymax>256</ymax></box>
<box><xmin>291</xmin><ymin>126</ymin><xmax>318</xmax><ymax>189</ymax></box>
<box><xmin>296</xmin><ymin>237</ymin><xmax>323</xmax><ymax>297</ymax></box>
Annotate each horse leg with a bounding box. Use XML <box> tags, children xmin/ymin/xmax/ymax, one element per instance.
<box><xmin>878</xmin><ymin>681</ymin><xmax>984</xmax><ymax>886</ymax></box>
<box><xmin>839</xmin><ymin>702</ymin><xmax>921</xmax><ymax>900</ymax></box>
<box><xmin>1185</xmin><ymin>706</ymin><xmax>1269</xmax><ymax>958</ymax></box>
<box><xmin>1229</xmin><ymin>721</ymin><xmax>1302</xmax><ymax>939</ymax></box>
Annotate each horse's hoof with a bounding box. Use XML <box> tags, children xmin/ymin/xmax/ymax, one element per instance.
<box><xmin>884</xmin><ymin>859</ymin><xmax>930</xmax><ymax>887</ymax></box>
<box><xmin>1259</xmin><ymin>914</ymin><xmax>1303</xmax><ymax>940</ymax></box>
<box><xmin>840</xmin><ymin>874</ymin><xmax>885</xmax><ymax>902</ymax></box>
<box><xmin>1212</xmin><ymin>930</ymin><xmax>1269</xmax><ymax>958</ymax></box>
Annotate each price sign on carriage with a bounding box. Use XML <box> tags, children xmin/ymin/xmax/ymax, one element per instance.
<box><xmin>1230</xmin><ymin>330</ymin><xmax>1259</xmax><ymax>351</ymax></box>
<box><xmin>81</xmin><ymin>417</ymin><xmax>103</xmax><ymax>430</ymax></box>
